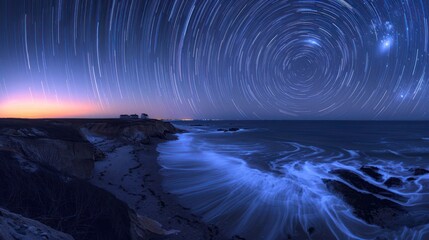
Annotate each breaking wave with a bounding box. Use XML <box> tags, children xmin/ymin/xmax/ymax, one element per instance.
<box><xmin>158</xmin><ymin>132</ymin><xmax>429</xmax><ymax>240</ymax></box>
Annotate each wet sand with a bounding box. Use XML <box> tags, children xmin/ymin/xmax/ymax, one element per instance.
<box><xmin>87</xmin><ymin>132</ymin><xmax>226</xmax><ymax>240</ymax></box>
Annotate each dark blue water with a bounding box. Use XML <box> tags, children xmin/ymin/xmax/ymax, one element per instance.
<box><xmin>157</xmin><ymin>121</ymin><xmax>429</xmax><ymax>240</ymax></box>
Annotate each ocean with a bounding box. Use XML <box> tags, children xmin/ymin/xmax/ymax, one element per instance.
<box><xmin>157</xmin><ymin>121</ymin><xmax>429</xmax><ymax>240</ymax></box>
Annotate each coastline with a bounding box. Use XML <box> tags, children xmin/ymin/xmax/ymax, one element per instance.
<box><xmin>2</xmin><ymin>119</ymin><xmax>429</xmax><ymax>239</ymax></box>
<box><xmin>0</xmin><ymin>118</ymin><xmax>225</xmax><ymax>240</ymax></box>
<box><xmin>84</xmin><ymin>124</ymin><xmax>225</xmax><ymax>239</ymax></box>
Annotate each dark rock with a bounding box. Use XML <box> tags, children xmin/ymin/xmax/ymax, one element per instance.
<box><xmin>190</xmin><ymin>124</ymin><xmax>204</xmax><ymax>126</ymax></box>
<box><xmin>407</xmin><ymin>177</ymin><xmax>416</xmax><ymax>182</ymax></box>
<box><xmin>232</xmin><ymin>235</ymin><xmax>246</xmax><ymax>240</ymax></box>
<box><xmin>384</xmin><ymin>177</ymin><xmax>403</xmax><ymax>187</ymax></box>
<box><xmin>94</xmin><ymin>147</ymin><xmax>106</xmax><ymax>161</ymax></box>
<box><xmin>1</xmin><ymin>125</ymin><xmax>95</xmax><ymax>179</ymax></box>
<box><xmin>0</xmin><ymin>207</ymin><xmax>74</xmax><ymax>240</ymax></box>
<box><xmin>360</xmin><ymin>166</ymin><xmax>383</xmax><ymax>181</ymax></box>
<box><xmin>217</xmin><ymin>128</ymin><xmax>240</xmax><ymax>132</ymax></box>
<box><xmin>0</xmin><ymin>150</ymin><xmax>132</xmax><ymax>240</ymax></box>
<box><xmin>307</xmin><ymin>227</ymin><xmax>315</xmax><ymax>235</ymax></box>
<box><xmin>412</xmin><ymin>168</ymin><xmax>429</xmax><ymax>176</ymax></box>
<box><xmin>330</xmin><ymin>169</ymin><xmax>407</xmax><ymax>202</ymax></box>
<box><xmin>79</xmin><ymin>118</ymin><xmax>178</xmax><ymax>142</ymax></box>
<box><xmin>323</xmin><ymin>179</ymin><xmax>408</xmax><ymax>229</ymax></box>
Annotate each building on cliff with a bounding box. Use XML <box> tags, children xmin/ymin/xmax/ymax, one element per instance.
<box><xmin>120</xmin><ymin>114</ymin><xmax>147</xmax><ymax>119</ymax></box>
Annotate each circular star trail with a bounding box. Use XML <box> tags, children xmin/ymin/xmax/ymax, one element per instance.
<box><xmin>0</xmin><ymin>0</ymin><xmax>428</xmax><ymax>119</ymax></box>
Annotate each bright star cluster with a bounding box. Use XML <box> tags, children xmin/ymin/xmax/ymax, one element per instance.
<box><xmin>0</xmin><ymin>0</ymin><xmax>428</xmax><ymax>119</ymax></box>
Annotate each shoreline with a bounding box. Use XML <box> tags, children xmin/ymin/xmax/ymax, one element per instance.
<box><xmin>2</xmin><ymin>119</ymin><xmax>429</xmax><ymax>239</ymax></box>
<box><xmin>86</xmin><ymin>129</ymin><xmax>225</xmax><ymax>239</ymax></box>
<box><xmin>0</xmin><ymin>118</ymin><xmax>226</xmax><ymax>240</ymax></box>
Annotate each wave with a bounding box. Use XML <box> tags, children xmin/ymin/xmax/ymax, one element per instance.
<box><xmin>157</xmin><ymin>133</ymin><xmax>429</xmax><ymax>240</ymax></box>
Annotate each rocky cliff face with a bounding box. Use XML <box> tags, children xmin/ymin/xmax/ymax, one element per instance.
<box><xmin>0</xmin><ymin>118</ymin><xmax>181</xmax><ymax>240</ymax></box>
<box><xmin>0</xmin><ymin>119</ymin><xmax>96</xmax><ymax>179</ymax></box>
<box><xmin>0</xmin><ymin>149</ymin><xmax>132</xmax><ymax>240</ymax></box>
<box><xmin>80</xmin><ymin>119</ymin><xmax>179</xmax><ymax>144</ymax></box>
<box><xmin>0</xmin><ymin>207</ymin><xmax>74</xmax><ymax>240</ymax></box>
<box><xmin>0</xmin><ymin>118</ymin><xmax>178</xmax><ymax>179</ymax></box>
<box><xmin>11</xmin><ymin>137</ymin><xmax>94</xmax><ymax>179</ymax></box>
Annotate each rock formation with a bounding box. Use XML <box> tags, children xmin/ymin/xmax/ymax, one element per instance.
<box><xmin>79</xmin><ymin>119</ymin><xmax>178</xmax><ymax>144</ymax></box>
<box><xmin>0</xmin><ymin>207</ymin><xmax>74</xmax><ymax>240</ymax></box>
<box><xmin>0</xmin><ymin>118</ymin><xmax>183</xmax><ymax>240</ymax></box>
<box><xmin>0</xmin><ymin>148</ymin><xmax>132</xmax><ymax>240</ymax></box>
<box><xmin>0</xmin><ymin>119</ymin><xmax>96</xmax><ymax>179</ymax></box>
<box><xmin>324</xmin><ymin>166</ymin><xmax>429</xmax><ymax>229</ymax></box>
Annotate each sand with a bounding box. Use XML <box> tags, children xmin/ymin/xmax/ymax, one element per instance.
<box><xmin>85</xmin><ymin>131</ymin><xmax>224</xmax><ymax>240</ymax></box>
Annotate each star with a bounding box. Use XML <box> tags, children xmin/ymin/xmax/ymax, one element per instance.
<box><xmin>0</xmin><ymin>0</ymin><xmax>428</xmax><ymax>120</ymax></box>
<box><xmin>380</xmin><ymin>36</ymin><xmax>393</xmax><ymax>52</ymax></box>
<box><xmin>304</xmin><ymin>39</ymin><xmax>321</xmax><ymax>47</ymax></box>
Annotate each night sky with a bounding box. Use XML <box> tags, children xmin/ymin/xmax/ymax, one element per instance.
<box><xmin>0</xmin><ymin>0</ymin><xmax>428</xmax><ymax>119</ymax></box>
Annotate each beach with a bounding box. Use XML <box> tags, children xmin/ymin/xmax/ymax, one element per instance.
<box><xmin>0</xmin><ymin>118</ymin><xmax>226</xmax><ymax>240</ymax></box>
<box><xmin>85</xmin><ymin>129</ymin><xmax>224</xmax><ymax>239</ymax></box>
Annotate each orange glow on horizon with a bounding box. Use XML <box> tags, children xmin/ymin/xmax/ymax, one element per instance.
<box><xmin>0</xmin><ymin>98</ymin><xmax>96</xmax><ymax>118</ymax></box>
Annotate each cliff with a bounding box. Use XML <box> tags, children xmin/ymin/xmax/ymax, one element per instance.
<box><xmin>77</xmin><ymin>118</ymin><xmax>179</xmax><ymax>144</ymax></box>
<box><xmin>0</xmin><ymin>119</ymin><xmax>96</xmax><ymax>179</ymax></box>
<box><xmin>0</xmin><ymin>148</ymin><xmax>132</xmax><ymax>240</ymax></box>
<box><xmin>0</xmin><ymin>118</ymin><xmax>179</xmax><ymax>179</ymax></box>
<box><xmin>0</xmin><ymin>118</ymin><xmax>186</xmax><ymax>240</ymax></box>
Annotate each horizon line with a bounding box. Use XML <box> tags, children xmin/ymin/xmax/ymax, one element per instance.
<box><xmin>1</xmin><ymin>117</ymin><xmax>428</xmax><ymax>122</ymax></box>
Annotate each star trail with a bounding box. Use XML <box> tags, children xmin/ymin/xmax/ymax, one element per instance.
<box><xmin>0</xmin><ymin>0</ymin><xmax>428</xmax><ymax>119</ymax></box>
